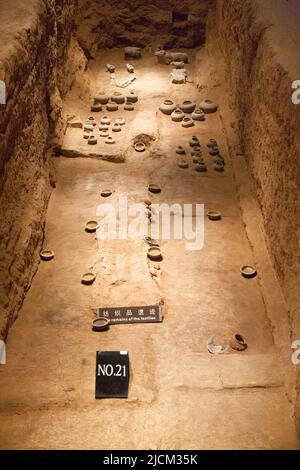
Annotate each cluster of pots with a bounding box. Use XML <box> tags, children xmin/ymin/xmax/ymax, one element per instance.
<box><xmin>159</xmin><ymin>99</ymin><xmax>218</xmax><ymax>126</ymax></box>
<box><xmin>207</xmin><ymin>138</ymin><xmax>225</xmax><ymax>171</ymax></box>
<box><xmin>83</xmin><ymin>115</ymin><xmax>126</xmax><ymax>145</ymax></box>
<box><xmin>175</xmin><ymin>136</ymin><xmax>225</xmax><ymax>173</ymax></box>
<box><xmin>91</xmin><ymin>90</ymin><xmax>138</xmax><ymax>112</ymax></box>
<box><xmin>176</xmin><ymin>136</ymin><xmax>208</xmax><ymax>172</ymax></box>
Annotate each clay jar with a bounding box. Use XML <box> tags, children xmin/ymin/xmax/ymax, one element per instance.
<box><xmin>124</xmin><ymin>101</ymin><xmax>135</xmax><ymax>111</ymax></box>
<box><xmin>182</xmin><ymin>117</ymin><xmax>194</xmax><ymax>128</ymax></box>
<box><xmin>200</xmin><ymin>99</ymin><xmax>218</xmax><ymax>114</ymax></box>
<box><xmin>189</xmin><ymin>136</ymin><xmax>200</xmax><ymax>147</ymax></box>
<box><xmin>94</xmin><ymin>92</ymin><xmax>109</xmax><ymax>105</ymax></box>
<box><xmin>91</xmin><ymin>102</ymin><xmax>102</xmax><ymax>112</ymax></box>
<box><xmin>171</xmin><ymin>108</ymin><xmax>185</xmax><ymax>122</ymax></box>
<box><xmin>179</xmin><ymin>100</ymin><xmax>196</xmax><ymax>114</ymax></box>
<box><xmin>112</xmin><ymin>123</ymin><xmax>122</xmax><ymax>132</ymax></box>
<box><xmin>127</xmin><ymin>90</ymin><xmax>138</xmax><ymax>103</ymax></box>
<box><xmin>111</xmin><ymin>91</ymin><xmax>125</xmax><ymax>104</ymax></box>
<box><xmin>101</xmin><ymin>116</ymin><xmax>111</xmax><ymax>125</ymax></box>
<box><xmin>159</xmin><ymin>99</ymin><xmax>176</xmax><ymax>115</ymax></box>
<box><xmin>107</xmin><ymin>100</ymin><xmax>118</xmax><ymax>111</ymax></box>
<box><xmin>192</xmin><ymin>108</ymin><xmax>205</xmax><ymax>121</ymax></box>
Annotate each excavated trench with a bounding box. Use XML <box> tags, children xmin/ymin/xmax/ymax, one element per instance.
<box><xmin>0</xmin><ymin>0</ymin><xmax>299</xmax><ymax>449</ymax></box>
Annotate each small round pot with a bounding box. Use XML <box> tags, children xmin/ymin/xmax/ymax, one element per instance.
<box><xmin>147</xmin><ymin>247</ymin><xmax>162</xmax><ymax>261</ymax></box>
<box><xmin>241</xmin><ymin>265</ymin><xmax>257</xmax><ymax>279</ymax></box>
<box><xmin>84</xmin><ymin>124</ymin><xmax>94</xmax><ymax>132</ymax></box>
<box><xmin>94</xmin><ymin>92</ymin><xmax>109</xmax><ymax>105</ymax></box>
<box><xmin>171</xmin><ymin>108</ymin><xmax>185</xmax><ymax>122</ymax></box>
<box><xmin>176</xmin><ymin>146</ymin><xmax>186</xmax><ymax>155</ymax></box>
<box><xmin>83</xmin><ymin>131</ymin><xmax>92</xmax><ymax>139</ymax></box>
<box><xmin>182</xmin><ymin>117</ymin><xmax>194</xmax><ymax>128</ymax></box>
<box><xmin>105</xmin><ymin>136</ymin><xmax>115</xmax><ymax>144</ymax></box>
<box><xmin>86</xmin><ymin>117</ymin><xmax>97</xmax><ymax>126</ymax></box>
<box><xmin>100</xmin><ymin>131</ymin><xmax>109</xmax><ymax>137</ymax></box>
<box><xmin>178</xmin><ymin>160</ymin><xmax>189</xmax><ymax>169</ymax></box>
<box><xmin>127</xmin><ymin>90</ymin><xmax>138</xmax><ymax>103</ymax></box>
<box><xmin>101</xmin><ymin>116</ymin><xmax>111</xmax><ymax>125</ymax></box>
<box><xmin>192</xmin><ymin>108</ymin><xmax>205</xmax><ymax>121</ymax></box>
<box><xmin>107</xmin><ymin>100</ymin><xmax>119</xmax><ymax>112</ymax></box>
<box><xmin>91</xmin><ymin>103</ymin><xmax>102</xmax><ymax>112</ymax></box>
<box><xmin>214</xmin><ymin>162</ymin><xmax>224</xmax><ymax>172</ymax></box>
<box><xmin>111</xmin><ymin>91</ymin><xmax>125</xmax><ymax>104</ymax></box>
<box><xmin>207</xmin><ymin>139</ymin><xmax>217</xmax><ymax>148</ymax></box>
<box><xmin>148</xmin><ymin>184</ymin><xmax>161</xmax><ymax>194</ymax></box>
<box><xmin>179</xmin><ymin>100</ymin><xmax>196</xmax><ymax>114</ymax></box>
<box><xmin>88</xmin><ymin>135</ymin><xmax>97</xmax><ymax>145</ymax></box>
<box><xmin>85</xmin><ymin>220</ymin><xmax>99</xmax><ymax>233</ymax></box>
<box><xmin>40</xmin><ymin>250</ymin><xmax>55</xmax><ymax>261</ymax></box>
<box><xmin>191</xmin><ymin>146</ymin><xmax>202</xmax><ymax>156</ymax></box>
<box><xmin>210</xmin><ymin>147</ymin><xmax>220</xmax><ymax>156</ymax></box>
<box><xmin>99</xmin><ymin>124</ymin><xmax>109</xmax><ymax>132</ymax></box>
<box><xmin>189</xmin><ymin>136</ymin><xmax>200</xmax><ymax>147</ymax></box>
<box><xmin>134</xmin><ymin>142</ymin><xmax>146</xmax><ymax>152</ymax></box>
<box><xmin>124</xmin><ymin>102</ymin><xmax>135</xmax><ymax>111</ymax></box>
<box><xmin>112</xmin><ymin>123</ymin><xmax>122</xmax><ymax>132</ymax></box>
<box><xmin>116</xmin><ymin>118</ymin><xmax>126</xmax><ymax>126</ymax></box>
<box><xmin>92</xmin><ymin>317</ymin><xmax>110</xmax><ymax>332</ymax></box>
<box><xmin>195</xmin><ymin>163</ymin><xmax>207</xmax><ymax>173</ymax></box>
<box><xmin>101</xmin><ymin>189</ymin><xmax>113</xmax><ymax>198</ymax></box>
<box><xmin>159</xmin><ymin>99</ymin><xmax>176</xmax><ymax>115</ymax></box>
<box><xmin>193</xmin><ymin>157</ymin><xmax>204</xmax><ymax>164</ymax></box>
<box><xmin>81</xmin><ymin>272</ymin><xmax>96</xmax><ymax>285</ymax></box>
<box><xmin>207</xmin><ymin>211</ymin><xmax>222</xmax><ymax>221</ymax></box>
<box><xmin>230</xmin><ymin>334</ymin><xmax>248</xmax><ymax>351</ymax></box>
<box><xmin>200</xmin><ymin>99</ymin><xmax>218</xmax><ymax>114</ymax></box>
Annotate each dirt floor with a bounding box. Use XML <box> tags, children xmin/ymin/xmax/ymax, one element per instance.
<box><xmin>0</xmin><ymin>49</ymin><xmax>298</xmax><ymax>450</ymax></box>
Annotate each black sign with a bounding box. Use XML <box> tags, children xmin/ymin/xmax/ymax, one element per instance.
<box><xmin>95</xmin><ymin>351</ymin><xmax>129</xmax><ymax>399</ymax></box>
<box><xmin>96</xmin><ymin>305</ymin><xmax>163</xmax><ymax>324</ymax></box>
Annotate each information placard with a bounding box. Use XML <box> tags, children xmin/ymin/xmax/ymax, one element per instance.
<box><xmin>96</xmin><ymin>305</ymin><xmax>163</xmax><ymax>324</ymax></box>
<box><xmin>95</xmin><ymin>351</ymin><xmax>129</xmax><ymax>399</ymax></box>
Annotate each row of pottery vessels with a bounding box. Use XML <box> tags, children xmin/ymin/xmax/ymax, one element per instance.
<box><xmin>159</xmin><ymin>99</ymin><xmax>218</xmax><ymax>127</ymax></box>
<box><xmin>83</xmin><ymin>116</ymin><xmax>126</xmax><ymax>145</ymax></box>
<box><xmin>174</xmin><ymin>136</ymin><xmax>225</xmax><ymax>172</ymax></box>
<box><xmin>91</xmin><ymin>90</ymin><xmax>138</xmax><ymax>112</ymax></box>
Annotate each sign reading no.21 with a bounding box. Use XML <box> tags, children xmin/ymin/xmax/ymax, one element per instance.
<box><xmin>95</xmin><ymin>351</ymin><xmax>129</xmax><ymax>399</ymax></box>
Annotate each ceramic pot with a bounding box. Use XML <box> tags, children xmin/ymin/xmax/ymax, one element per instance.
<box><xmin>91</xmin><ymin>102</ymin><xmax>102</xmax><ymax>112</ymax></box>
<box><xmin>101</xmin><ymin>116</ymin><xmax>111</xmax><ymax>125</ymax></box>
<box><xmin>200</xmin><ymin>99</ymin><xmax>218</xmax><ymax>114</ymax></box>
<box><xmin>189</xmin><ymin>136</ymin><xmax>200</xmax><ymax>147</ymax></box>
<box><xmin>88</xmin><ymin>135</ymin><xmax>97</xmax><ymax>145</ymax></box>
<box><xmin>127</xmin><ymin>90</ymin><xmax>138</xmax><ymax>103</ymax></box>
<box><xmin>105</xmin><ymin>136</ymin><xmax>115</xmax><ymax>144</ymax></box>
<box><xmin>171</xmin><ymin>108</ymin><xmax>185</xmax><ymax>122</ymax></box>
<box><xmin>107</xmin><ymin>100</ymin><xmax>118</xmax><ymax>112</ymax></box>
<box><xmin>94</xmin><ymin>92</ymin><xmax>109</xmax><ymax>105</ymax></box>
<box><xmin>124</xmin><ymin>101</ymin><xmax>134</xmax><ymax>111</ymax></box>
<box><xmin>111</xmin><ymin>92</ymin><xmax>125</xmax><ymax>104</ymax></box>
<box><xmin>195</xmin><ymin>163</ymin><xmax>208</xmax><ymax>173</ymax></box>
<box><xmin>182</xmin><ymin>117</ymin><xmax>194</xmax><ymax>128</ymax></box>
<box><xmin>159</xmin><ymin>99</ymin><xmax>176</xmax><ymax>115</ymax></box>
<box><xmin>192</xmin><ymin>108</ymin><xmax>205</xmax><ymax>121</ymax></box>
<box><xmin>178</xmin><ymin>160</ymin><xmax>189</xmax><ymax>169</ymax></box>
<box><xmin>112</xmin><ymin>123</ymin><xmax>122</xmax><ymax>132</ymax></box>
<box><xmin>179</xmin><ymin>100</ymin><xmax>196</xmax><ymax>114</ymax></box>
<box><xmin>176</xmin><ymin>146</ymin><xmax>186</xmax><ymax>155</ymax></box>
